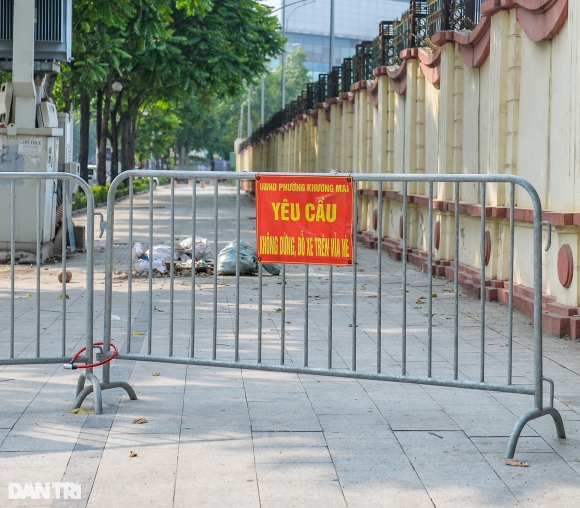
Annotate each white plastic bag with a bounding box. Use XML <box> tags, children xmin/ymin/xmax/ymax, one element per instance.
<box><xmin>147</xmin><ymin>244</ymin><xmax>179</xmax><ymax>261</ymax></box>
<box><xmin>132</xmin><ymin>242</ymin><xmax>145</xmax><ymax>260</ymax></box>
<box><xmin>132</xmin><ymin>242</ymin><xmax>175</xmax><ymax>273</ymax></box>
<box><xmin>176</xmin><ymin>237</ymin><xmax>213</xmax><ymax>261</ymax></box>
<box><xmin>134</xmin><ymin>257</ymin><xmax>166</xmax><ymax>273</ymax></box>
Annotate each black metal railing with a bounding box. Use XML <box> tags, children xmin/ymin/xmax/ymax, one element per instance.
<box><xmin>427</xmin><ymin>0</ymin><xmax>485</xmax><ymax>39</ymax></box>
<box><xmin>342</xmin><ymin>57</ymin><xmax>354</xmax><ymax>92</ymax></box>
<box><xmin>239</xmin><ymin>0</ymin><xmax>485</xmax><ymax>151</ymax></box>
<box><xmin>372</xmin><ymin>21</ymin><xmax>396</xmax><ymax>68</ymax></box>
<box><xmin>354</xmin><ymin>41</ymin><xmax>373</xmax><ymax>82</ymax></box>
<box><xmin>317</xmin><ymin>74</ymin><xmax>328</xmax><ymax>103</ymax></box>
<box><xmin>328</xmin><ymin>66</ymin><xmax>342</xmax><ymax>98</ymax></box>
<box><xmin>451</xmin><ymin>0</ymin><xmax>484</xmax><ymax>30</ymax></box>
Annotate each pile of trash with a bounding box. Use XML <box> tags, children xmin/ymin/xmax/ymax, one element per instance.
<box><xmin>131</xmin><ymin>238</ymin><xmax>279</xmax><ymax>277</ymax></box>
<box><xmin>132</xmin><ymin>237</ymin><xmax>214</xmax><ymax>276</ymax></box>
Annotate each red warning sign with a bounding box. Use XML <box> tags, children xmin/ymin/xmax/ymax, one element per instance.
<box><xmin>255</xmin><ymin>175</ymin><xmax>354</xmax><ymax>266</ymax></box>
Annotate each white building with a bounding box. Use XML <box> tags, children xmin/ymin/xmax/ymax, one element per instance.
<box><xmin>264</xmin><ymin>0</ymin><xmax>409</xmax><ymax>77</ymax></box>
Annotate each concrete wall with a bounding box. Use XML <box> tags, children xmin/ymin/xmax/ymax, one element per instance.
<box><xmin>238</xmin><ymin>3</ymin><xmax>580</xmax><ymax>308</ymax></box>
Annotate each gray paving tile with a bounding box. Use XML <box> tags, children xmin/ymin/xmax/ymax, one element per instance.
<box><xmin>3</xmin><ymin>185</ymin><xmax>580</xmax><ymax>506</ymax></box>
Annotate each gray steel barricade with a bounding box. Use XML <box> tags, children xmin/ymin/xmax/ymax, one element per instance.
<box><xmin>0</xmin><ymin>172</ymin><xmax>107</xmax><ymax>405</ymax></box>
<box><xmin>83</xmin><ymin>170</ymin><xmax>564</xmax><ymax>459</ymax></box>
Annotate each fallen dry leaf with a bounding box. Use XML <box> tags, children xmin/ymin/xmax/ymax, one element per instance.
<box><xmin>129</xmin><ymin>451</ymin><xmax>137</xmax><ymax>458</ymax></box>
<box><xmin>70</xmin><ymin>408</ymin><xmax>94</xmax><ymax>415</ymax></box>
<box><xmin>504</xmin><ymin>459</ymin><xmax>529</xmax><ymax>467</ymax></box>
<box><xmin>133</xmin><ymin>418</ymin><xmax>148</xmax><ymax>424</ymax></box>
<box><xmin>152</xmin><ymin>372</ymin><xmax>160</xmax><ymax>376</ymax></box>
<box><xmin>416</xmin><ymin>298</ymin><xmax>424</xmax><ymax>304</ymax></box>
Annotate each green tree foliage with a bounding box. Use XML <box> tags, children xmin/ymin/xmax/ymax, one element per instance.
<box><xmin>263</xmin><ymin>48</ymin><xmax>311</xmax><ymax>121</ymax></box>
<box><xmin>53</xmin><ymin>0</ymin><xmax>283</xmax><ymax>183</ymax></box>
<box><xmin>135</xmin><ymin>101</ymin><xmax>181</xmax><ymax>161</ymax></box>
<box><xmin>172</xmin><ymin>47</ymin><xmax>311</xmax><ymax>161</ymax></box>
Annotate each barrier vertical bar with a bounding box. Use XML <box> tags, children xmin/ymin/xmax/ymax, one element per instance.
<box><xmin>402</xmin><ymin>182</ymin><xmax>408</xmax><ymax>375</ymax></box>
<box><xmin>479</xmin><ymin>183</ymin><xmax>487</xmax><ymax>383</ymax></box>
<box><xmin>126</xmin><ymin>177</ymin><xmax>134</xmax><ymax>353</ymax></box>
<box><xmin>10</xmin><ymin>179</ymin><xmax>15</xmax><ymax>358</ymax></box>
<box><xmin>454</xmin><ymin>182</ymin><xmax>459</xmax><ymax>380</ymax></box>
<box><xmin>376</xmin><ymin>181</ymin><xmax>383</xmax><ymax>373</ymax></box>
<box><xmin>148</xmin><ymin>178</ymin><xmax>154</xmax><ymax>355</ymax></box>
<box><xmin>427</xmin><ymin>182</ymin><xmax>434</xmax><ymax>378</ymax></box>
<box><xmin>508</xmin><ymin>183</ymin><xmax>515</xmax><ymax>384</ymax></box>
<box><xmin>212</xmin><ymin>181</ymin><xmax>218</xmax><ymax>360</ymax></box>
<box><xmin>280</xmin><ymin>265</ymin><xmax>286</xmax><ymax>365</ymax></box>
<box><xmin>61</xmin><ymin>181</ymin><xmax>67</xmax><ymax>357</ymax></box>
<box><xmin>258</xmin><ymin>263</ymin><xmax>263</xmax><ymax>363</ymax></box>
<box><xmin>352</xmin><ymin>185</ymin><xmax>358</xmax><ymax>371</ymax></box>
<box><xmin>235</xmin><ymin>180</ymin><xmax>241</xmax><ymax>362</ymax></box>
<box><xmin>327</xmin><ymin>265</ymin><xmax>333</xmax><ymax>369</ymax></box>
<box><xmin>189</xmin><ymin>180</ymin><xmax>197</xmax><ymax>358</ymax></box>
<box><xmin>36</xmin><ymin>181</ymin><xmax>41</xmax><ymax>357</ymax></box>
<box><xmin>85</xmin><ymin>177</ymin><xmax>95</xmax><ymax>371</ymax></box>
<box><xmin>533</xmin><ymin>183</ymin><xmax>543</xmax><ymax>412</ymax></box>
<box><xmin>304</xmin><ymin>264</ymin><xmax>309</xmax><ymax>367</ymax></box>
<box><xmin>169</xmin><ymin>180</ymin><xmax>175</xmax><ymax>356</ymax></box>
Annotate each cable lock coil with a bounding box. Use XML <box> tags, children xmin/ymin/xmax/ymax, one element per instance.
<box><xmin>63</xmin><ymin>342</ymin><xmax>118</xmax><ymax>370</ymax></box>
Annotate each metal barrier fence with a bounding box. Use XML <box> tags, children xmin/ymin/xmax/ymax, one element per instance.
<box><xmin>1</xmin><ymin>170</ymin><xmax>566</xmax><ymax>459</ymax></box>
<box><xmin>0</xmin><ymin>173</ymin><xmax>101</xmax><ymax>404</ymax></box>
<box><xmin>87</xmin><ymin>170</ymin><xmax>566</xmax><ymax>459</ymax></box>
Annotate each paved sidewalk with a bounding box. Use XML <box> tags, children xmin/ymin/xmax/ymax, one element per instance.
<box><xmin>2</xmin><ymin>183</ymin><xmax>580</xmax><ymax>507</ymax></box>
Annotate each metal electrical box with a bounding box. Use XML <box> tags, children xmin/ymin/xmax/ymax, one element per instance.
<box><xmin>0</xmin><ymin>0</ymin><xmax>73</xmax><ymax>62</ymax></box>
<box><xmin>57</xmin><ymin>112</ymin><xmax>79</xmax><ymax>195</ymax></box>
<box><xmin>0</xmin><ymin>132</ymin><xmax>59</xmax><ymax>255</ymax></box>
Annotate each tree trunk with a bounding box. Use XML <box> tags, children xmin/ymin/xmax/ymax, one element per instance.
<box><xmin>128</xmin><ymin>117</ymin><xmax>137</xmax><ymax>169</ymax></box>
<box><xmin>121</xmin><ymin>118</ymin><xmax>129</xmax><ymax>172</ymax></box>
<box><xmin>97</xmin><ymin>78</ymin><xmax>112</xmax><ymax>186</ymax></box>
<box><xmin>78</xmin><ymin>92</ymin><xmax>90</xmax><ymax>182</ymax></box>
<box><xmin>44</xmin><ymin>73</ymin><xmax>58</xmax><ymax>101</ymax></box>
<box><xmin>110</xmin><ymin>91</ymin><xmax>122</xmax><ymax>181</ymax></box>
<box><xmin>180</xmin><ymin>145</ymin><xmax>185</xmax><ymax>169</ymax></box>
<box><xmin>62</xmin><ymin>82</ymin><xmax>72</xmax><ymax>114</ymax></box>
<box><xmin>110</xmin><ymin>122</ymin><xmax>118</xmax><ymax>181</ymax></box>
<box><xmin>96</xmin><ymin>89</ymin><xmax>103</xmax><ymax>167</ymax></box>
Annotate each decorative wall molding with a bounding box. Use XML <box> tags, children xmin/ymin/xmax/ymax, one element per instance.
<box><xmin>481</xmin><ymin>0</ymin><xmax>568</xmax><ymax>42</ymax></box>
<box><xmin>366</xmin><ymin>79</ymin><xmax>379</xmax><ymax>108</ymax></box>
<box><xmin>378</xmin><ymin>0</ymin><xmax>569</xmax><ymax>95</ymax></box>
<box><xmin>373</xmin><ymin>60</ymin><xmax>407</xmax><ymax>95</ymax></box>
<box><xmin>432</xmin><ymin>16</ymin><xmax>492</xmax><ymax>68</ymax></box>
<box><xmin>417</xmin><ymin>48</ymin><xmax>442</xmax><ymax>85</ymax></box>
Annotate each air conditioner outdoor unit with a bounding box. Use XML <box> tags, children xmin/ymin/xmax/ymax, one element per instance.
<box><xmin>0</xmin><ymin>0</ymin><xmax>72</xmax><ymax>62</ymax></box>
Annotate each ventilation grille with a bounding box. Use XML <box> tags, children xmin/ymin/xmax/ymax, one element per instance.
<box><xmin>36</xmin><ymin>0</ymin><xmax>63</xmax><ymax>42</ymax></box>
<box><xmin>0</xmin><ymin>0</ymin><xmax>13</xmax><ymax>41</ymax></box>
<box><xmin>0</xmin><ymin>0</ymin><xmax>64</xmax><ymax>42</ymax></box>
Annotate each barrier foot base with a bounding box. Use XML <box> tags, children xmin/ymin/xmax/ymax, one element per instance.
<box><xmin>101</xmin><ymin>381</ymin><xmax>138</xmax><ymax>401</ymax></box>
<box><xmin>75</xmin><ymin>374</ymin><xmax>87</xmax><ymax>396</ymax></box>
<box><xmin>506</xmin><ymin>407</ymin><xmax>566</xmax><ymax>459</ymax></box>
<box><xmin>72</xmin><ymin>378</ymin><xmax>137</xmax><ymax>415</ymax></box>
